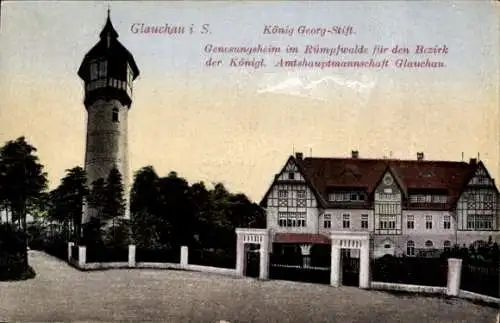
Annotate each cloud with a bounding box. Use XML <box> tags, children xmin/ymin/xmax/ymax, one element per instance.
<box><xmin>257</xmin><ymin>73</ymin><xmax>377</xmax><ymax>103</ymax></box>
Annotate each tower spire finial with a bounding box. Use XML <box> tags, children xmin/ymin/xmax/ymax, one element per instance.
<box><xmin>107</xmin><ymin>4</ymin><xmax>111</xmax><ymax>19</ymax></box>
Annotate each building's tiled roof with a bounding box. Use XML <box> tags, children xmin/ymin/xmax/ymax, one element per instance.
<box><xmin>259</xmin><ymin>153</ymin><xmax>497</xmax><ymax>211</ymax></box>
<box><xmin>297</xmin><ymin>157</ymin><xmax>477</xmax><ymax>209</ymax></box>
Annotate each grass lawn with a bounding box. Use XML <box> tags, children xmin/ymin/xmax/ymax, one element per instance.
<box><xmin>0</xmin><ymin>251</ymin><xmax>497</xmax><ymax>322</ymax></box>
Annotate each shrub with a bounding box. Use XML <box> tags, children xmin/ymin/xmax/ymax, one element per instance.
<box><xmin>0</xmin><ymin>223</ymin><xmax>35</xmax><ymax>281</ymax></box>
<box><xmin>42</xmin><ymin>233</ymin><xmax>68</xmax><ymax>261</ymax></box>
<box><xmin>27</xmin><ymin>222</ymin><xmax>45</xmax><ymax>250</ymax></box>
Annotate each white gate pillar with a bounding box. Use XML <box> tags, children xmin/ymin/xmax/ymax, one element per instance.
<box><xmin>236</xmin><ymin>233</ymin><xmax>245</xmax><ymax>276</ymax></box>
<box><xmin>330</xmin><ymin>240</ymin><xmax>342</xmax><ymax>287</ymax></box>
<box><xmin>259</xmin><ymin>233</ymin><xmax>269</xmax><ymax>280</ymax></box>
<box><xmin>446</xmin><ymin>258</ymin><xmax>462</xmax><ymax>296</ymax></box>
<box><xmin>359</xmin><ymin>239</ymin><xmax>371</xmax><ymax>289</ymax></box>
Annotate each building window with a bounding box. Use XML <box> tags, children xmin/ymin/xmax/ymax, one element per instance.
<box><xmin>361</xmin><ymin>214</ymin><xmax>368</xmax><ymax>229</ymax></box>
<box><xmin>444</xmin><ymin>240</ymin><xmax>451</xmax><ymax>251</ymax></box>
<box><xmin>342</xmin><ymin>214</ymin><xmax>350</xmax><ymax>229</ymax></box>
<box><xmin>425</xmin><ymin>240</ymin><xmax>433</xmax><ymax>248</ymax></box>
<box><xmin>278</xmin><ymin>212</ymin><xmax>306</xmax><ymax>227</ymax></box>
<box><xmin>288</xmin><ymin>172</ymin><xmax>295</xmax><ymax>180</ymax></box>
<box><xmin>410</xmin><ymin>195</ymin><xmax>426</xmax><ymax>203</ymax></box>
<box><xmin>425</xmin><ymin>215</ymin><xmax>433</xmax><ymax>229</ymax></box>
<box><xmin>378</xmin><ymin>215</ymin><xmax>397</xmax><ymax>230</ymax></box>
<box><xmin>296</xmin><ymin>190</ymin><xmax>306</xmax><ymax>207</ymax></box>
<box><xmin>484</xmin><ymin>193</ymin><xmax>495</xmax><ymax>202</ymax></box>
<box><xmin>112</xmin><ymin>107</ymin><xmax>119</xmax><ymax>122</ymax></box>
<box><xmin>278</xmin><ymin>199</ymin><xmax>288</xmax><ymax>207</ymax></box>
<box><xmin>278</xmin><ymin>190</ymin><xmax>288</xmax><ymax>198</ymax></box>
<box><xmin>432</xmin><ymin>195</ymin><xmax>447</xmax><ymax>203</ymax></box>
<box><xmin>375</xmin><ymin>202</ymin><xmax>401</xmax><ymax>214</ymax></box>
<box><xmin>443</xmin><ymin>215</ymin><xmax>451</xmax><ymax>229</ymax></box>
<box><xmin>324</xmin><ymin>214</ymin><xmax>331</xmax><ymax>229</ymax></box>
<box><xmin>328</xmin><ymin>192</ymin><xmax>365</xmax><ymax>202</ymax></box>
<box><xmin>407</xmin><ymin>215</ymin><xmax>414</xmax><ymax>229</ymax></box>
<box><xmin>407</xmin><ymin>241</ymin><xmax>415</xmax><ymax>256</ymax></box>
<box><xmin>467</xmin><ymin>214</ymin><xmax>494</xmax><ymax>230</ymax></box>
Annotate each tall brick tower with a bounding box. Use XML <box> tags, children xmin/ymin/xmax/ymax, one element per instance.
<box><xmin>78</xmin><ymin>10</ymin><xmax>139</xmax><ymax>223</ymax></box>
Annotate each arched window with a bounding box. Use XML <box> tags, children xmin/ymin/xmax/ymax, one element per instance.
<box><xmin>425</xmin><ymin>240</ymin><xmax>433</xmax><ymax>248</ymax></box>
<box><xmin>443</xmin><ymin>240</ymin><xmax>451</xmax><ymax>251</ymax></box>
<box><xmin>407</xmin><ymin>240</ymin><xmax>415</xmax><ymax>256</ymax></box>
<box><xmin>112</xmin><ymin>107</ymin><xmax>119</xmax><ymax>122</ymax></box>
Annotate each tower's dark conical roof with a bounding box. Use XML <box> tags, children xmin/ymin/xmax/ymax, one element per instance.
<box><xmin>78</xmin><ymin>11</ymin><xmax>139</xmax><ymax>81</ymax></box>
<box><xmin>99</xmin><ymin>10</ymin><xmax>119</xmax><ymax>39</ymax></box>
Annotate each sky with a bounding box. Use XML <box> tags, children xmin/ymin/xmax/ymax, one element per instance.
<box><xmin>0</xmin><ymin>1</ymin><xmax>499</xmax><ymax>202</ymax></box>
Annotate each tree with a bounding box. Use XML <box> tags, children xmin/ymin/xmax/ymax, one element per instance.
<box><xmin>47</xmin><ymin>187</ymin><xmax>69</xmax><ymax>239</ymax></box>
<box><xmin>130</xmin><ymin>166</ymin><xmax>159</xmax><ymax>216</ymax></box>
<box><xmin>82</xmin><ymin>178</ymin><xmax>106</xmax><ymax>245</ymax></box>
<box><xmin>128</xmin><ymin>168</ymin><xmax>264</xmax><ymax>254</ymax></box>
<box><xmin>57</xmin><ymin>167</ymin><xmax>88</xmax><ymax>242</ymax></box>
<box><xmin>28</xmin><ymin>191</ymin><xmax>50</xmax><ymax>221</ymax></box>
<box><xmin>87</xmin><ymin>178</ymin><xmax>106</xmax><ymax>220</ymax></box>
<box><xmin>130</xmin><ymin>166</ymin><xmax>162</xmax><ymax>248</ymax></box>
<box><xmin>103</xmin><ymin>167</ymin><xmax>126</xmax><ymax>243</ymax></box>
<box><xmin>156</xmin><ymin>172</ymin><xmax>193</xmax><ymax>246</ymax></box>
<box><xmin>0</xmin><ymin>137</ymin><xmax>48</xmax><ymax>235</ymax></box>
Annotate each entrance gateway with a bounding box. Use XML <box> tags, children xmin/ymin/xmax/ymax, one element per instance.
<box><xmin>235</xmin><ymin>229</ymin><xmax>371</xmax><ymax>289</ymax></box>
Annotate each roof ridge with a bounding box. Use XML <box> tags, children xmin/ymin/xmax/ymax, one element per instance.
<box><xmin>302</xmin><ymin>157</ymin><xmax>470</xmax><ymax>164</ymax></box>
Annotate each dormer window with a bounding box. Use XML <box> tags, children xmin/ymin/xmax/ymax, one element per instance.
<box><xmin>288</xmin><ymin>172</ymin><xmax>295</xmax><ymax>180</ymax></box>
<box><xmin>112</xmin><ymin>107</ymin><xmax>119</xmax><ymax>122</ymax></box>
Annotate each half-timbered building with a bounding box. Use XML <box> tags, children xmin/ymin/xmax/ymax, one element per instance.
<box><xmin>259</xmin><ymin>151</ymin><xmax>499</xmax><ymax>260</ymax></box>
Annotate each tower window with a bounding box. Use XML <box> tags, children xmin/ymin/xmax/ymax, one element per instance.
<box><xmin>90</xmin><ymin>63</ymin><xmax>98</xmax><ymax>81</ymax></box>
<box><xmin>98</xmin><ymin>61</ymin><xmax>107</xmax><ymax>78</ymax></box>
<box><xmin>112</xmin><ymin>108</ymin><xmax>119</xmax><ymax>122</ymax></box>
<box><xmin>90</xmin><ymin>61</ymin><xmax>107</xmax><ymax>81</ymax></box>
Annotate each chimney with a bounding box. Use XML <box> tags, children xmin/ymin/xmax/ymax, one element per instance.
<box><xmin>470</xmin><ymin>158</ymin><xmax>477</xmax><ymax>165</ymax></box>
<box><xmin>417</xmin><ymin>152</ymin><xmax>424</xmax><ymax>161</ymax></box>
<box><xmin>351</xmin><ymin>150</ymin><xmax>359</xmax><ymax>158</ymax></box>
<box><xmin>295</xmin><ymin>152</ymin><xmax>303</xmax><ymax>160</ymax></box>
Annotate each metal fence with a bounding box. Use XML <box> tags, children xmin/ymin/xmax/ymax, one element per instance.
<box><xmin>188</xmin><ymin>248</ymin><xmax>235</xmax><ymax>269</ymax></box>
<box><xmin>371</xmin><ymin>255</ymin><xmax>448</xmax><ymax>287</ymax></box>
<box><xmin>460</xmin><ymin>259</ymin><xmax>499</xmax><ymax>298</ymax></box>
<box><xmin>135</xmin><ymin>247</ymin><xmax>180</xmax><ymax>263</ymax></box>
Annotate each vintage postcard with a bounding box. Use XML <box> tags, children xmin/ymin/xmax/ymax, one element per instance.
<box><xmin>0</xmin><ymin>1</ymin><xmax>499</xmax><ymax>322</ymax></box>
